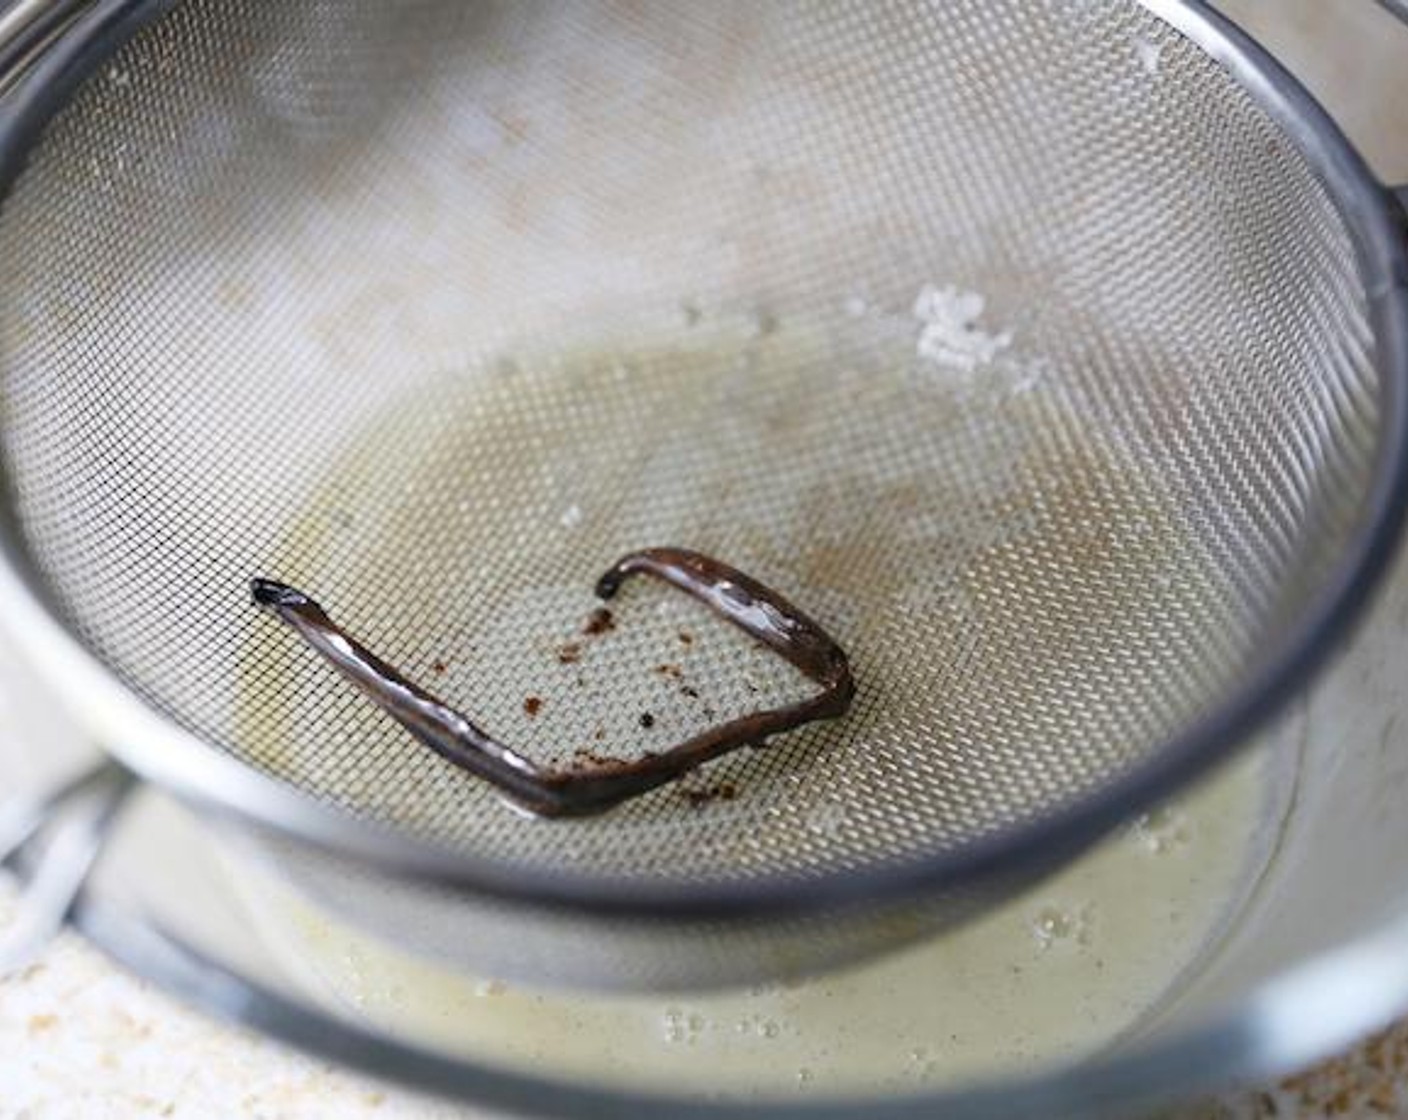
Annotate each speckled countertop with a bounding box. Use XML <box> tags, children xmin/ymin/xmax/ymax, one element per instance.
<box><xmin>5</xmin><ymin>3</ymin><xmax>1408</xmax><ymax>1118</ymax></box>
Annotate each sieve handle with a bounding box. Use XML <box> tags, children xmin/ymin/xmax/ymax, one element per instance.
<box><xmin>0</xmin><ymin>760</ymin><xmax>134</xmax><ymax>975</ymax></box>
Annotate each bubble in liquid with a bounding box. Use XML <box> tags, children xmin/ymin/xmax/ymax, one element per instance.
<box><xmin>1031</xmin><ymin>903</ymin><xmax>1095</xmax><ymax>951</ymax></box>
<box><xmin>1032</xmin><ymin>906</ymin><xmax>1072</xmax><ymax>947</ymax></box>
<box><xmin>474</xmin><ymin>979</ymin><xmax>506</xmax><ymax>997</ymax></box>
<box><xmin>1132</xmin><ymin>806</ymin><xmax>1190</xmax><ymax>854</ymax></box>
<box><xmin>663</xmin><ymin>1008</ymin><xmax>706</xmax><ymax>1045</ymax></box>
<box><xmin>796</xmin><ymin>1068</ymin><xmax>814</xmax><ymax>1085</ymax></box>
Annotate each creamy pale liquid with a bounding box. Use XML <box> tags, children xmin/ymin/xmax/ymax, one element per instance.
<box><xmin>234</xmin><ymin>317</ymin><xmax>1284</xmax><ymax>1097</ymax></box>
<box><xmin>235</xmin><ymin>749</ymin><xmax>1272</xmax><ymax>1098</ymax></box>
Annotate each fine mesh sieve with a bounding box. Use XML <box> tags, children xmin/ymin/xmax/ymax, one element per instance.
<box><xmin>0</xmin><ymin>0</ymin><xmax>1404</xmax><ymax>989</ymax></box>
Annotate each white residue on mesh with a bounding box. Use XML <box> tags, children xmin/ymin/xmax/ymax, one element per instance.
<box><xmin>1133</xmin><ymin>37</ymin><xmax>1162</xmax><ymax>77</ymax></box>
<box><xmin>912</xmin><ymin>284</ymin><xmax>1012</xmax><ymax>371</ymax></box>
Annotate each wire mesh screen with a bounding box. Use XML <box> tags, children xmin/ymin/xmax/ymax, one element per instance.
<box><xmin>0</xmin><ymin>0</ymin><xmax>1381</xmax><ymax>887</ymax></box>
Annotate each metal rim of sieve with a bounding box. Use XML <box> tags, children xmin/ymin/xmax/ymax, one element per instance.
<box><xmin>0</xmin><ymin>0</ymin><xmax>1404</xmax><ymax>925</ymax></box>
